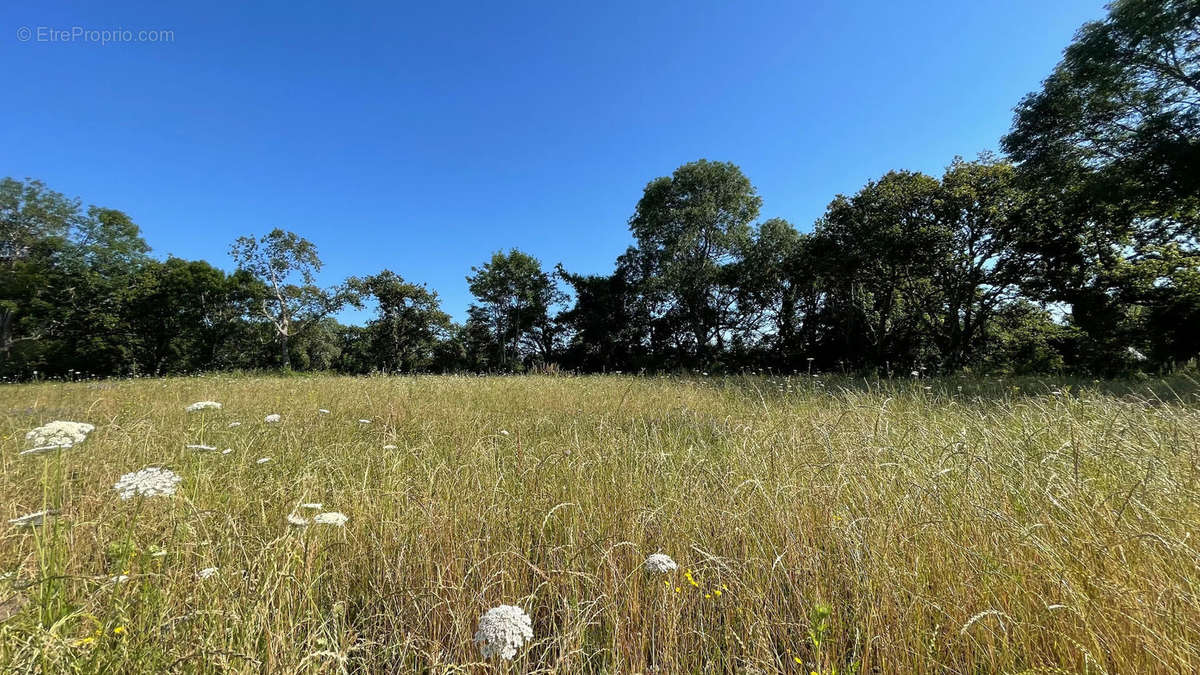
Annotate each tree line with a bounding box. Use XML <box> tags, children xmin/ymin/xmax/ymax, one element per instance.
<box><xmin>3</xmin><ymin>0</ymin><xmax>1196</xmax><ymax>379</ymax></box>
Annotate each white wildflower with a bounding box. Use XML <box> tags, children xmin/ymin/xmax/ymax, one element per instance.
<box><xmin>185</xmin><ymin>401</ymin><xmax>222</xmax><ymax>412</ymax></box>
<box><xmin>264</xmin><ymin>414</ymin><xmax>281</xmax><ymax>424</ymax></box>
<box><xmin>185</xmin><ymin>444</ymin><xmax>217</xmax><ymax>452</ymax></box>
<box><xmin>256</xmin><ymin>457</ymin><xmax>272</xmax><ymax>464</ymax></box>
<box><xmin>644</xmin><ymin>553</ymin><xmax>677</xmax><ymax>574</ymax></box>
<box><xmin>287</xmin><ymin>513</ymin><xmax>309</xmax><ymax>527</ymax></box>
<box><xmin>8</xmin><ymin>509</ymin><xmax>58</xmax><ymax>528</ymax></box>
<box><xmin>221</xmin><ymin>448</ymin><xmax>233</xmax><ymax>455</ymax></box>
<box><xmin>474</xmin><ymin>604</ymin><xmax>533</xmax><ymax>660</ymax></box>
<box><xmin>228</xmin><ymin>421</ymin><xmax>242</xmax><ymax>428</ymax></box>
<box><xmin>24</xmin><ymin>421</ymin><xmax>95</xmax><ymax>450</ymax></box>
<box><xmin>383</xmin><ymin>444</ymin><xmax>397</xmax><ymax>450</ymax></box>
<box><xmin>499</xmin><ymin>429</ymin><xmax>510</xmax><ymax>436</ymax></box>
<box><xmin>318</xmin><ymin>408</ymin><xmax>331</xmax><ymax>414</ymax></box>
<box><xmin>114</xmin><ymin>467</ymin><xmax>182</xmax><ymax>500</ymax></box>
<box><xmin>196</xmin><ymin>567</ymin><xmax>219</xmax><ymax>580</ymax></box>
<box><xmin>300</xmin><ymin>503</ymin><xmax>323</xmax><ymax>510</ymax></box>
<box><xmin>1127</xmin><ymin>346</ymin><xmax>1148</xmax><ymax>361</ymax></box>
<box><xmin>313</xmin><ymin>511</ymin><xmax>348</xmax><ymax>526</ymax></box>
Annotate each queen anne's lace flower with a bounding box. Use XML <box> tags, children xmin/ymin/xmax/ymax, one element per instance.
<box><xmin>185</xmin><ymin>401</ymin><xmax>222</xmax><ymax>412</ymax></box>
<box><xmin>644</xmin><ymin>553</ymin><xmax>678</xmax><ymax>574</ymax></box>
<box><xmin>24</xmin><ymin>421</ymin><xmax>95</xmax><ymax>450</ymax></box>
<box><xmin>8</xmin><ymin>509</ymin><xmax>58</xmax><ymax>528</ymax></box>
<box><xmin>196</xmin><ymin>567</ymin><xmax>219</xmax><ymax>580</ymax></box>
<box><xmin>313</xmin><ymin>511</ymin><xmax>348</xmax><ymax>526</ymax></box>
<box><xmin>474</xmin><ymin>605</ymin><xmax>533</xmax><ymax>660</ymax></box>
<box><xmin>264</xmin><ymin>414</ymin><xmax>281</xmax><ymax>423</ymax></box>
<box><xmin>114</xmin><ymin>467</ymin><xmax>182</xmax><ymax>500</ymax></box>
<box><xmin>287</xmin><ymin>513</ymin><xmax>309</xmax><ymax>527</ymax></box>
<box><xmin>228</xmin><ymin>421</ymin><xmax>242</xmax><ymax>428</ymax></box>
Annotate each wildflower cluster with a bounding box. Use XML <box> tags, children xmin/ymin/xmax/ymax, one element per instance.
<box><xmin>185</xmin><ymin>401</ymin><xmax>222</xmax><ymax>412</ymax></box>
<box><xmin>644</xmin><ymin>553</ymin><xmax>677</xmax><ymax>574</ymax></box>
<box><xmin>23</xmin><ymin>420</ymin><xmax>96</xmax><ymax>452</ymax></box>
<box><xmin>114</xmin><ymin>467</ymin><xmax>182</xmax><ymax>499</ymax></box>
<box><xmin>286</xmin><ymin>502</ymin><xmax>347</xmax><ymax>528</ymax></box>
<box><xmin>474</xmin><ymin>604</ymin><xmax>533</xmax><ymax>660</ymax></box>
<box><xmin>312</xmin><ymin>512</ymin><xmax>348</xmax><ymax>526</ymax></box>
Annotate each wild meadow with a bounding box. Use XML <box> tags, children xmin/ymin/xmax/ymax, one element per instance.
<box><xmin>2</xmin><ymin>374</ymin><xmax>1199</xmax><ymax>673</ymax></box>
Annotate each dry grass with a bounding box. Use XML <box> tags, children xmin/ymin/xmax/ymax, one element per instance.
<box><xmin>1</xmin><ymin>374</ymin><xmax>1198</xmax><ymax>673</ymax></box>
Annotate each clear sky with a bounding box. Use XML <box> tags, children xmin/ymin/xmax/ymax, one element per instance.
<box><xmin>3</xmin><ymin>1</ymin><xmax>1107</xmax><ymax>323</ymax></box>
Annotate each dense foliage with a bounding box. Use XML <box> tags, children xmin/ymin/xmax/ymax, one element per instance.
<box><xmin>2</xmin><ymin>0</ymin><xmax>1196</xmax><ymax>379</ymax></box>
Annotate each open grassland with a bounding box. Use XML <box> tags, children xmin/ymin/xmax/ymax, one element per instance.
<box><xmin>2</xmin><ymin>375</ymin><xmax>1199</xmax><ymax>673</ymax></box>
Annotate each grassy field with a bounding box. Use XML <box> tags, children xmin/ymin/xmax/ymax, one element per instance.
<box><xmin>2</xmin><ymin>374</ymin><xmax>1199</xmax><ymax>673</ymax></box>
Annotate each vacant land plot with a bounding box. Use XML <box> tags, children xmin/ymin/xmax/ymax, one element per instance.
<box><xmin>2</xmin><ymin>375</ymin><xmax>1198</xmax><ymax>672</ymax></box>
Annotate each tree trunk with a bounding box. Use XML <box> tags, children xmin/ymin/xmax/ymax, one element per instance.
<box><xmin>280</xmin><ymin>332</ymin><xmax>291</xmax><ymax>370</ymax></box>
<box><xmin>0</xmin><ymin>309</ymin><xmax>11</xmax><ymax>369</ymax></box>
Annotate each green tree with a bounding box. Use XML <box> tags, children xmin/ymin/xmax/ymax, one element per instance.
<box><xmin>0</xmin><ymin>178</ymin><xmax>81</xmax><ymax>372</ymax></box>
<box><xmin>555</xmin><ymin>264</ymin><xmax>646</xmax><ymax>371</ymax></box>
<box><xmin>804</xmin><ymin>159</ymin><xmax>1032</xmax><ymax>373</ymax></box>
<box><xmin>927</xmin><ymin>157</ymin><xmax>1030</xmax><ymax>370</ymax></box>
<box><xmin>353</xmin><ymin>270</ymin><xmax>453</xmax><ymax>372</ymax></box>
<box><xmin>811</xmin><ymin>170</ymin><xmax>944</xmax><ymax>370</ymax></box>
<box><xmin>1002</xmin><ymin>0</ymin><xmax>1200</xmax><ymax>370</ymax></box>
<box><xmin>0</xmin><ymin>179</ymin><xmax>152</xmax><ymax>376</ymax></box>
<box><xmin>978</xmin><ymin>301</ymin><xmax>1068</xmax><ymax>375</ymax></box>
<box><xmin>289</xmin><ymin>317</ymin><xmax>345</xmax><ymax>371</ymax></box>
<box><xmin>55</xmin><ymin>207</ymin><xmax>151</xmax><ymax>374</ymax></box>
<box><xmin>229</xmin><ymin>229</ymin><xmax>357</xmax><ymax>370</ymax></box>
<box><xmin>735</xmin><ymin>218</ymin><xmax>813</xmax><ymax>366</ymax></box>
<box><xmin>466</xmin><ymin>249</ymin><xmax>563</xmax><ymax>370</ymax></box>
<box><xmin>626</xmin><ymin>159</ymin><xmax>761</xmax><ymax>366</ymax></box>
<box><xmin>1003</xmin><ymin>0</ymin><xmax>1199</xmax><ymax>224</ymax></box>
<box><xmin>127</xmin><ymin>258</ymin><xmax>261</xmax><ymax>374</ymax></box>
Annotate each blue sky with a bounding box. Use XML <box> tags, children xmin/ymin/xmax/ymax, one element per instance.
<box><xmin>3</xmin><ymin>1</ymin><xmax>1106</xmax><ymax>323</ymax></box>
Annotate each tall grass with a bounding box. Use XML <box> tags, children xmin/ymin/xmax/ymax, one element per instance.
<box><xmin>1</xmin><ymin>374</ymin><xmax>1198</xmax><ymax>672</ymax></box>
